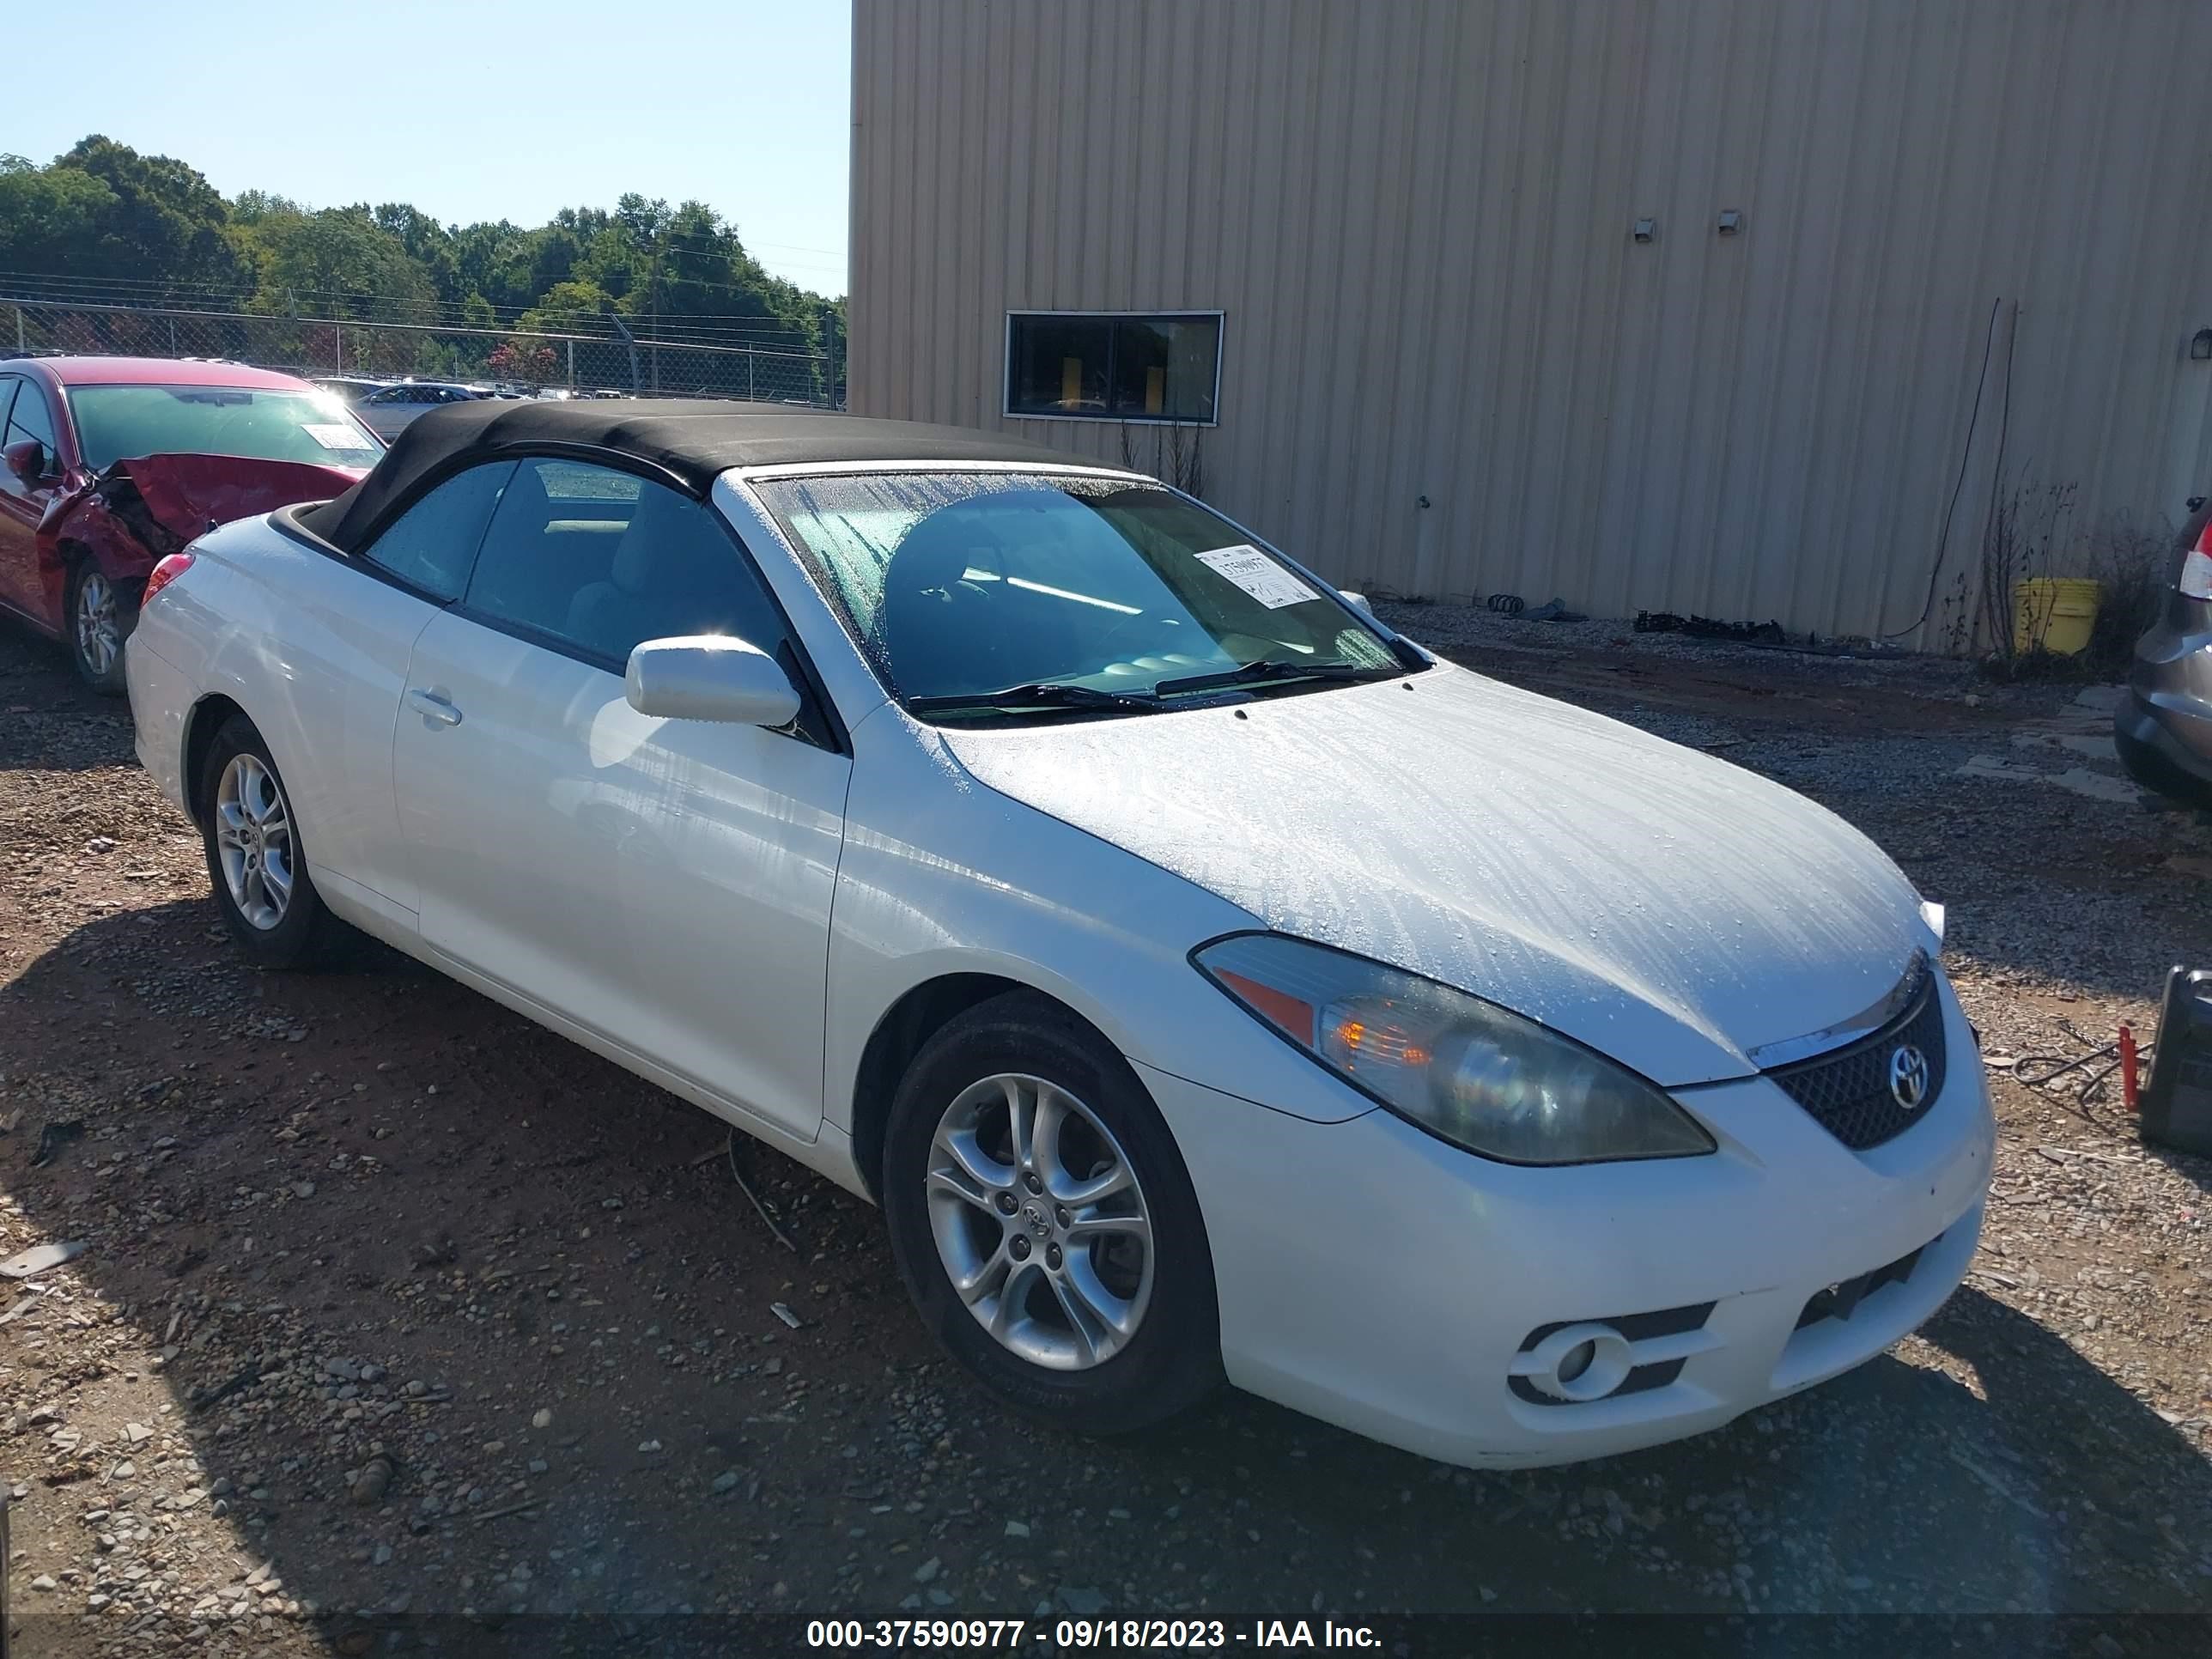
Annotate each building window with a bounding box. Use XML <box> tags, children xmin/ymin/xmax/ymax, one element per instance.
<box><xmin>1005</xmin><ymin>313</ymin><xmax>1221</xmax><ymax>423</ymax></box>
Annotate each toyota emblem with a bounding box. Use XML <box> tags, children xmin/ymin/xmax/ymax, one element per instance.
<box><xmin>1888</xmin><ymin>1044</ymin><xmax>1930</xmax><ymax>1110</ymax></box>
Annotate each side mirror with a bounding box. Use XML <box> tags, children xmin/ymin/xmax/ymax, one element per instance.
<box><xmin>1338</xmin><ymin>588</ymin><xmax>1375</xmax><ymax>617</ymax></box>
<box><xmin>624</xmin><ymin>635</ymin><xmax>802</xmax><ymax>727</ymax></box>
<box><xmin>4</xmin><ymin>439</ymin><xmax>47</xmax><ymax>488</ymax></box>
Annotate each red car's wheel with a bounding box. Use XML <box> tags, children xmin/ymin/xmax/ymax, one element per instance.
<box><xmin>66</xmin><ymin>559</ymin><xmax>137</xmax><ymax>696</ymax></box>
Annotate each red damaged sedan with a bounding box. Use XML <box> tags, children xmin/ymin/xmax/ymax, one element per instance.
<box><xmin>0</xmin><ymin>356</ymin><xmax>382</xmax><ymax>691</ymax></box>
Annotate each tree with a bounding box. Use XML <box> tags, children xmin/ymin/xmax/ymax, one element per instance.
<box><xmin>1</xmin><ymin>137</ymin><xmax>846</xmax><ymax>383</ymax></box>
<box><xmin>246</xmin><ymin>207</ymin><xmax>436</xmax><ymax>322</ymax></box>
<box><xmin>0</xmin><ymin>137</ymin><xmax>248</xmax><ymax>295</ymax></box>
<box><xmin>374</xmin><ymin>203</ymin><xmax>465</xmax><ymax>306</ymax></box>
<box><xmin>516</xmin><ymin>279</ymin><xmax>614</xmax><ymax>336</ymax></box>
<box><xmin>486</xmin><ymin>340</ymin><xmax>557</xmax><ymax>385</ymax></box>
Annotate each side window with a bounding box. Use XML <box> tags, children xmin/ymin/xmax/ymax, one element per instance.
<box><xmin>0</xmin><ymin>380</ymin><xmax>21</xmax><ymax>500</ymax></box>
<box><xmin>2</xmin><ymin>382</ymin><xmax>59</xmax><ymax>493</ymax></box>
<box><xmin>463</xmin><ymin>459</ymin><xmax>789</xmax><ymax>667</ymax></box>
<box><xmin>358</xmin><ymin>461</ymin><xmax>514</xmax><ymax>602</ymax></box>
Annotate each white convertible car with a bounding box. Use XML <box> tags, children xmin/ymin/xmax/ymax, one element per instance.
<box><xmin>125</xmin><ymin>400</ymin><xmax>1992</xmax><ymax>1468</ymax></box>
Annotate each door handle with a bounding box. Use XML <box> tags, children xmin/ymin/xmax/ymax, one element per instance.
<box><xmin>407</xmin><ymin>688</ymin><xmax>463</xmax><ymax>727</ymax></box>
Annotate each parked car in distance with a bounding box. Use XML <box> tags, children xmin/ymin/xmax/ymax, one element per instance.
<box><xmin>125</xmin><ymin>399</ymin><xmax>1992</xmax><ymax>1469</ymax></box>
<box><xmin>311</xmin><ymin>376</ymin><xmax>395</xmax><ymax>407</ymax></box>
<box><xmin>356</xmin><ymin>380</ymin><xmax>482</xmax><ymax>441</ymax></box>
<box><xmin>2115</xmin><ymin>493</ymin><xmax>2212</xmax><ymax>804</ymax></box>
<box><xmin>0</xmin><ymin>356</ymin><xmax>380</xmax><ymax>690</ymax></box>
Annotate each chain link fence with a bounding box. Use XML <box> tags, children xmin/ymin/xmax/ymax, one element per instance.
<box><xmin>1</xmin><ymin>298</ymin><xmax>840</xmax><ymax>405</ymax></box>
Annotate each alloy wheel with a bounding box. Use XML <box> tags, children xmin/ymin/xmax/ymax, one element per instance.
<box><xmin>214</xmin><ymin>754</ymin><xmax>295</xmax><ymax>931</ymax></box>
<box><xmin>924</xmin><ymin>1073</ymin><xmax>1155</xmax><ymax>1370</ymax></box>
<box><xmin>76</xmin><ymin>571</ymin><xmax>120</xmax><ymax>679</ymax></box>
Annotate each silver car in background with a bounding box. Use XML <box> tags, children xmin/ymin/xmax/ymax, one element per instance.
<box><xmin>2117</xmin><ymin>495</ymin><xmax>2212</xmax><ymax>803</ymax></box>
<box><xmin>356</xmin><ymin>380</ymin><xmax>483</xmax><ymax>442</ymax></box>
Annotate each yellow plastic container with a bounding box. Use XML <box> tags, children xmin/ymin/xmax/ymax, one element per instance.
<box><xmin>2012</xmin><ymin>577</ymin><xmax>2102</xmax><ymax>656</ymax></box>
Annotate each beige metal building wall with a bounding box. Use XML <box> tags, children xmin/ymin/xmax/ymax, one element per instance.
<box><xmin>848</xmin><ymin>0</ymin><xmax>2212</xmax><ymax>643</ymax></box>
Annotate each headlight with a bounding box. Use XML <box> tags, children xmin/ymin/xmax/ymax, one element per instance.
<box><xmin>1193</xmin><ymin>933</ymin><xmax>1715</xmax><ymax>1165</ymax></box>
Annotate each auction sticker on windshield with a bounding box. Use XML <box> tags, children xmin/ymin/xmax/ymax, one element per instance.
<box><xmin>1195</xmin><ymin>544</ymin><xmax>1320</xmax><ymax>610</ymax></box>
<box><xmin>303</xmin><ymin>423</ymin><xmax>369</xmax><ymax>450</ymax></box>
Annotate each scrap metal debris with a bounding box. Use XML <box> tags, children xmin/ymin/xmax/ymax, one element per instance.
<box><xmin>724</xmin><ymin>1131</ymin><xmax>799</xmax><ymax>1255</ymax></box>
<box><xmin>28</xmin><ymin>1120</ymin><xmax>83</xmax><ymax>1168</ymax></box>
<box><xmin>0</xmin><ymin>1241</ymin><xmax>86</xmax><ymax>1279</ymax></box>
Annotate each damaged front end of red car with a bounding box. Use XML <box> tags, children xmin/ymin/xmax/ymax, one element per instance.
<box><xmin>45</xmin><ymin>453</ymin><xmax>363</xmax><ymax>571</ymax></box>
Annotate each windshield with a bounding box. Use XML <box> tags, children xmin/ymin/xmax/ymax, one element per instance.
<box><xmin>67</xmin><ymin>385</ymin><xmax>384</xmax><ymax>472</ymax></box>
<box><xmin>754</xmin><ymin>471</ymin><xmax>1412</xmax><ymax>717</ymax></box>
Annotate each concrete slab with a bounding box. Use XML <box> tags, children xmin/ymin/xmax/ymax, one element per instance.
<box><xmin>2009</xmin><ymin>730</ymin><xmax>2121</xmax><ymax>762</ymax></box>
<box><xmin>1958</xmin><ymin>753</ymin><xmax>2145</xmax><ymax>805</ymax></box>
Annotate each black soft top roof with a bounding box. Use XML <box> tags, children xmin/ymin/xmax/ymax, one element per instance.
<box><xmin>303</xmin><ymin>398</ymin><xmax>1092</xmax><ymax>553</ymax></box>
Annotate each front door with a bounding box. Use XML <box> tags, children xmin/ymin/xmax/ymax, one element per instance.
<box><xmin>391</xmin><ymin>456</ymin><xmax>849</xmax><ymax>1139</ymax></box>
<box><xmin>0</xmin><ymin>377</ymin><xmax>64</xmax><ymax>623</ymax></box>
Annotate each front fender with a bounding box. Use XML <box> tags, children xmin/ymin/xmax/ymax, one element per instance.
<box><xmin>824</xmin><ymin>704</ymin><xmax>1382</xmax><ymax>1137</ymax></box>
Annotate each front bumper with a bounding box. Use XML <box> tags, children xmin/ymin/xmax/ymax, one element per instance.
<box><xmin>1140</xmin><ymin>974</ymin><xmax>1993</xmax><ymax>1469</ymax></box>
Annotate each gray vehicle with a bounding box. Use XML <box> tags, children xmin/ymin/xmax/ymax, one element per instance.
<box><xmin>356</xmin><ymin>380</ymin><xmax>482</xmax><ymax>442</ymax></box>
<box><xmin>2116</xmin><ymin>493</ymin><xmax>2212</xmax><ymax>801</ymax></box>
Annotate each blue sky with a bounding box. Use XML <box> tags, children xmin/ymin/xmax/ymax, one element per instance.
<box><xmin>13</xmin><ymin>1</ymin><xmax>853</xmax><ymax>296</ymax></box>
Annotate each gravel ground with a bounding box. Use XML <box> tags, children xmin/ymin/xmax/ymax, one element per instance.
<box><xmin>0</xmin><ymin>603</ymin><xmax>2208</xmax><ymax>1656</ymax></box>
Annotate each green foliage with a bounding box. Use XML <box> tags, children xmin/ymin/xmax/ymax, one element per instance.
<box><xmin>245</xmin><ymin>206</ymin><xmax>439</xmax><ymax>323</ymax></box>
<box><xmin>0</xmin><ymin>135</ymin><xmax>249</xmax><ymax>293</ymax></box>
<box><xmin>3</xmin><ymin>136</ymin><xmax>842</xmax><ymax>371</ymax></box>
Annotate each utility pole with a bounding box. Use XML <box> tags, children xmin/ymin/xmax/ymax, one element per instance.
<box><xmin>648</xmin><ymin>243</ymin><xmax>662</xmax><ymax>395</ymax></box>
<box><xmin>607</xmin><ymin>309</ymin><xmax>641</xmax><ymax>392</ymax></box>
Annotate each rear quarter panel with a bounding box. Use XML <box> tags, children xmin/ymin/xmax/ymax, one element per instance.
<box><xmin>149</xmin><ymin>514</ymin><xmax>440</xmax><ymax>921</ymax></box>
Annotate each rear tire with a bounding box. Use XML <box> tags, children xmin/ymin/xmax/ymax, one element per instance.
<box><xmin>882</xmin><ymin>990</ymin><xmax>1221</xmax><ymax>1437</ymax></box>
<box><xmin>197</xmin><ymin>716</ymin><xmax>349</xmax><ymax>969</ymax></box>
<box><xmin>2115</xmin><ymin>726</ymin><xmax>2212</xmax><ymax>809</ymax></box>
<box><xmin>66</xmin><ymin>560</ymin><xmax>137</xmax><ymax>696</ymax></box>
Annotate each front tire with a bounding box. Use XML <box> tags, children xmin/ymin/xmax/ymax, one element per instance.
<box><xmin>197</xmin><ymin>716</ymin><xmax>346</xmax><ymax>969</ymax></box>
<box><xmin>67</xmin><ymin>560</ymin><xmax>137</xmax><ymax>696</ymax></box>
<box><xmin>883</xmin><ymin>991</ymin><xmax>1220</xmax><ymax>1436</ymax></box>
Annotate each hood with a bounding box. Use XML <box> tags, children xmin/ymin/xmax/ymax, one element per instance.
<box><xmin>939</xmin><ymin>662</ymin><xmax>1931</xmax><ymax>1086</ymax></box>
<box><xmin>101</xmin><ymin>454</ymin><xmax>367</xmax><ymax>545</ymax></box>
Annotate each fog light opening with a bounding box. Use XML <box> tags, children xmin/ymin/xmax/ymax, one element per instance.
<box><xmin>1522</xmin><ymin>1322</ymin><xmax>1638</xmax><ymax>1403</ymax></box>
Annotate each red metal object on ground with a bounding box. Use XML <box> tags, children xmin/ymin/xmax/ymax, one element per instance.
<box><xmin>2118</xmin><ymin>1021</ymin><xmax>2140</xmax><ymax>1112</ymax></box>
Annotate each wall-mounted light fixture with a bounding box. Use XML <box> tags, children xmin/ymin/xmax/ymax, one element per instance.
<box><xmin>2191</xmin><ymin>327</ymin><xmax>2212</xmax><ymax>362</ymax></box>
<box><xmin>1717</xmin><ymin>210</ymin><xmax>1744</xmax><ymax>235</ymax></box>
<box><xmin>1632</xmin><ymin>217</ymin><xmax>1656</xmax><ymax>243</ymax></box>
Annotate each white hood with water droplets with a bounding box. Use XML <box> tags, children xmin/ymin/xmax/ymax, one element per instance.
<box><xmin>940</xmin><ymin>659</ymin><xmax>1932</xmax><ymax>1086</ymax></box>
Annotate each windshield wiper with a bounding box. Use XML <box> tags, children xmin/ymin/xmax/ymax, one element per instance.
<box><xmin>907</xmin><ymin>681</ymin><xmax>1164</xmax><ymax>717</ymax></box>
<box><xmin>1152</xmin><ymin>658</ymin><xmax>1401</xmax><ymax>698</ymax></box>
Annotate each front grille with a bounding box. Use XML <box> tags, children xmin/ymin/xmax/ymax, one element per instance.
<box><xmin>1795</xmin><ymin>1239</ymin><xmax>1928</xmax><ymax>1330</ymax></box>
<box><xmin>1767</xmin><ymin>969</ymin><xmax>1948</xmax><ymax>1151</ymax></box>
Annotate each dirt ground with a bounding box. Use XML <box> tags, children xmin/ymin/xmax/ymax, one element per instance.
<box><xmin>0</xmin><ymin>605</ymin><xmax>2208</xmax><ymax>1656</ymax></box>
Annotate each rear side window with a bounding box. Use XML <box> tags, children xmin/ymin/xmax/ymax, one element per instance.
<box><xmin>461</xmin><ymin>458</ymin><xmax>788</xmax><ymax>667</ymax></box>
<box><xmin>359</xmin><ymin>461</ymin><xmax>514</xmax><ymax>602</ymax></box>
